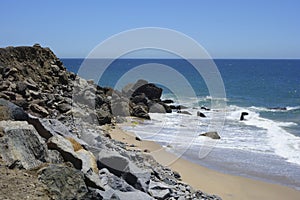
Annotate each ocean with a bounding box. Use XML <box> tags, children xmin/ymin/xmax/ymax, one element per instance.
<box><xmin>62</xmin><ymin>58</ymin><xmax>300</xmax><ymax>190</ymax></box>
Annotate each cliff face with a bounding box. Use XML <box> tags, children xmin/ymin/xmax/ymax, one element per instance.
<box><xmin>0</xmin><ymin>45</ymin><xmax>222</xmax><ymax>200</ymax></box>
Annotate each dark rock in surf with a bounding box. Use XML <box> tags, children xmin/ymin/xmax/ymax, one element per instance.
<box><xmin>197</xmin><ymin>111</ymin><xmax>206</xmax><ymax>118</ymax></box>
<box><xmin>162</xmin><ymin>99</ymin><xmax>174</xmax><ymax>104</ymax></box>
<box><xmin>240</xmin><ymin>112</ymin><xmax>249</xmax><ymax>121</ymax></box>
<box><xmin>200</xmin><ymin>132</ymin><xmax>221</xmax><ymax>139</ymax></box>
<box><xmin>177</xmin><ymin>110</ymin><xmax>192</xmax><ymax>115</ymax></box>
<box><xmin>201</xmin><ymin>106</ymin><xmax>210</xmax><ymax>111</ymax></box>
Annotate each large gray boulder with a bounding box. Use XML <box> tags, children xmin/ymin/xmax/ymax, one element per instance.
<box><xmin>38</xmin><ymin>164</ymin><xmax>88</xmax><ymax>200</ymax></box>
<box><xmin>98</xmin><ymin>168</ymin><xmax>153</xmax><ymax>200</ymax></box>
<box><xmin>0</xmin><ymin>121</ymin><xmax>48</xmax><ymax>169</ymax></box>
<box><xmin>149</xmin><ymin>102</ymin><xmax>166</xmax><ymax>113</ymax></box>
<box><xmin>47</xmin><ymin>134</ymin><xmax>104</xmax><ymax>190</ymax></box>
<box><xmin>0</xmin><ymin>98</ymin><xmax>28</xmax><ymax>120</ymax></box>
<box><xmin>97</xmin><ymin>149</ymin><xmax>151</xmax><ymax>192</ymax></box>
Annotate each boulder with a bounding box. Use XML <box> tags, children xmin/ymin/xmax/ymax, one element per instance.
<box><xmin>96</xmin><ymin>106</ymin><xmax>112</xmax><ymax>125</ymax></box>
<box><xmin>0</xmin><ymin>99</ymin><xmax>28</xmax><ymax>120</ymax></box>
<box><xmin>122</xmin><ymin>79</ymin><xmax>148</xmax><ymax>97</ymax></box>
<box><xmin>47</xmin><ymin>134</ymin><xmax>83</xmax><ymax>170</ymax></box>
<box><xmin>97</xmin><ymin>149</ymin><xmax>151</xmax><ymax>192</ymax></box>
<box><xmin>197</xmin><ymin>111</ymin><xmax>206</xmax><ymax>118</ymax></box>
<box><xmin>131</xmin><ymin>93</ymin><xmax>148</xmax><ymax>105</ymax></box>
<box><xmin>111</xmin><ymin>100</ymin><xmax>131</xmax><ymax>116</ymax></box>
<box><xmin>132</xmin><ymin>105</ymin><xmax>150</xmax><ymax>119</ymax></box>
<box><xmin>29</xmin><ymin>103</ymin><xmax>49</xmax><ymax>117</ymax></box>
<box><xmin>132</xmin><ymin>83</ymin><xmax>162</xmax><ymax>101</ymax></box>
<box><xmin>57</xmin><ymin>103</ymin><xmax>71</xmax><ymax>113</ymax></box>
<box><xmin>148</xmin><ymin>180</ymin><xmax>172</xmax><ymax>200</ymax></box>
<box><xmin>149</xmin><ymin>103</ymin><xmax>166</xmax><ymax>113</ymax></box>
<box><xmin>200</xmin><ymin>131</ymin><xmax>221</xmax><ymax>139</ymax></box>
<box><xmin>28</xmin><ymin>118</ymin><xmax>74</xmax><ymax>140</ymax></box>
<box><xmin>38</xmin><ymin>164</ymin><xmax>88</xmax><ymax>200</ymax></box>
<box><xmin>0</xmin><ymin>121</ymin><xmax>48</xmax><ymax>169</ymax></box>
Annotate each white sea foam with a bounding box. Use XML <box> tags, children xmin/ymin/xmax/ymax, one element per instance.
<box><xmin>125</xmin><ymin>104</ymin><xmax>300</xmax><ymax>166</ymax></box>
<box><xmin>227</xmin><ymin>105</ymin><xmax>300</xmax><ymax>165</ymax></box>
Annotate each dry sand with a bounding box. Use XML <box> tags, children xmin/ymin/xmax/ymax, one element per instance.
<box><xmin>104</xmin><ymin>120</ymin><xmax>300</xmax><ymax>200</ymax></box>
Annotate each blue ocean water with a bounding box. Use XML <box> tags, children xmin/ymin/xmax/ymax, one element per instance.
<box><xmin>62</xmin><ymin>58</ymin><xmax>300</xmax><ymax>189</ymax></box>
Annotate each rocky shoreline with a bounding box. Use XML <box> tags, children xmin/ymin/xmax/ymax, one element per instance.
<box><xmin>0</xmin><ymin>45</ymin><xmax>221</xmax><ymax>200</ymax></box>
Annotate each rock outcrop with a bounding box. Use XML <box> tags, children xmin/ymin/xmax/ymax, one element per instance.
<box><xmin>0</xmin><ymin>45</ymin><xmax>222</xmax><ymax>200</ymax></box>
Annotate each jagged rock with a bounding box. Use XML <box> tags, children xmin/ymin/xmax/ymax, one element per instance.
<box><xmin>132</xmin><ymin>83</ymin><xmax>162</xmax><ymax>101</ymax></box>
<box><xmin>30</xmin><ymin>103</ymin><xmax>49</xmax><ymax>117</ymax></box>
<box><xmin>132</xmin><ymin>105</ymin><xmax>150</xmax><ymax>119</ymax></box>
<box><xmin>97</xmin><ymin>149</ymin><xmax>151</xmax><ymax>192</ymax></box>
<box><xmin>122</xmin><ymin>79</ymin><xmax>148</xmax><ymax>97</ymax></box>
<box><xmin>148</xmin><ymin>180</ymin><xmax>172</xmax><ymax>199</ymax></box>
<box><xmin>57</xmin><ymin>103</ymin><xmax>71</xmax><ymax>113</ymax></box>
<box><xmin>47</xmin><ymin>134</ymin><xmax>83</xmax><ymax>169</ymax></box>
<box><xmin>38</xmin><ymin>164</ymin><xmax>88</xmax><ymax>200</ymax></box>
<box><xmin>0</xmin><ymin>98</ymin><xmax>28</xmax><ymax>120</ymax></box>
<box><xmin>46</xmin><ymin>149</ymin><xmax>64</xmax><ymax>164</ymax></box>
<box><xmin>111</xmin><ymin>100</ymin><xmax>131</xmax><ymax>116</ymax></box>
<box><xmin>131</xmin><ymin>93</ymin><xmax>148</xmax><ymax>104</ymax></box>
<box><xmin>197</xmin><ymin>111</ymin><xmax>206</xmax><ymax>118</ymax></box>
<box><xmin>98</xmin><ymin>168</ymin><xmax>153</xmax><ymax>200</ymax></box>
<box><xmin>0</xmin><ymin>121</ymin><xmax>48</xmax><ymax>169</ymax></box>
<box><xmin>96</xmin><ymin>107</ymin><xmax>112</xmax><ymax>125</ymax></box>
<box><xmin>28</xmin><ymin>117</ymin><xmax>72</xmax><ymax>139</ymax></box>
<box><xmin>200</xmin><ymin>132</ymin><xmax>221</xmax><ymax>139</ymax></box>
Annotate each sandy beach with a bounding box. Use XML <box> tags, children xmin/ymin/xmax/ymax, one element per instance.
<box><xmin>105</xmin><ymin>120</ymin><xmax>300</xmax><ymax>200</ymax></box>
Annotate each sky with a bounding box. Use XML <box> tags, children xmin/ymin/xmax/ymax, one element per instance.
<box><xmin>1</xmin><ymin>0</ymin><xmax>300</xmax><ymax>59</ymax></box>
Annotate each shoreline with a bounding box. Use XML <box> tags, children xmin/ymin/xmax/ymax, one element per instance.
<box><xmin>105</xmin><ymin>120</ymin><xmax>300</xmax><ymax>200</ymax></box>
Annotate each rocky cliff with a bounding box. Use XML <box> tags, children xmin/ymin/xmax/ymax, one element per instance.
<box><xmin>0</xmin><ymin>45</ymin><xmax>221</xmax><ymax>200</ymax></box>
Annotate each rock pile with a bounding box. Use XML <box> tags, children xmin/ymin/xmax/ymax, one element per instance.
<box><xmin>0</xmin><ymin>45</ymin><xmax>222</xmax><ymax>200</ymax></box>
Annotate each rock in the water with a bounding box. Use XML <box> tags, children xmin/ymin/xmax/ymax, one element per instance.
<box><xmin>38</xmin><ymin>164</ymin><xmax>88</xmax><ymax>200</ymax></box>
<box><xmin>240</xmin><ymin>112</ymin><xmax>249</xmax><ymax>121</ymax></box>
<box><xmin>197</xmin><ymin>111</ymin><xmax>206</xmax><ymax>118</ymax></box>
<box><xmin>0</xmin><ymin>121</ymin><xmax>48</xmax><ymax>169</ymax></box>
<box><xmin>200</xmin><ymin>131</ymin><xmax>221</xmax><ymax>139</ymax></box>
<box><xmin>177</xmin><ymin>110</ymin><xmax>192</xmax><ymax>115</ymax></box>
<box><xmin>162</xmin><ymin>99</ymin><xmax>174</xmax><ymax>104</ymax></box>
<box><xmin>201</xmin><ymin>106</ymin><xmax>210</xmax><ymax>111</ymax></box>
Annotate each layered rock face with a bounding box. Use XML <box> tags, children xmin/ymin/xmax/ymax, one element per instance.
<box><xmin>0</xmin><ymin>45</ymin><xmax>221</xmax><ymax>200</ymax></box>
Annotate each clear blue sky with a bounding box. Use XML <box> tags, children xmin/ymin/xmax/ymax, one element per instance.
<box><xmin>1</xmin><ymin>0</ymin><xmax>299</xmax><ymax>58</ymax></box>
